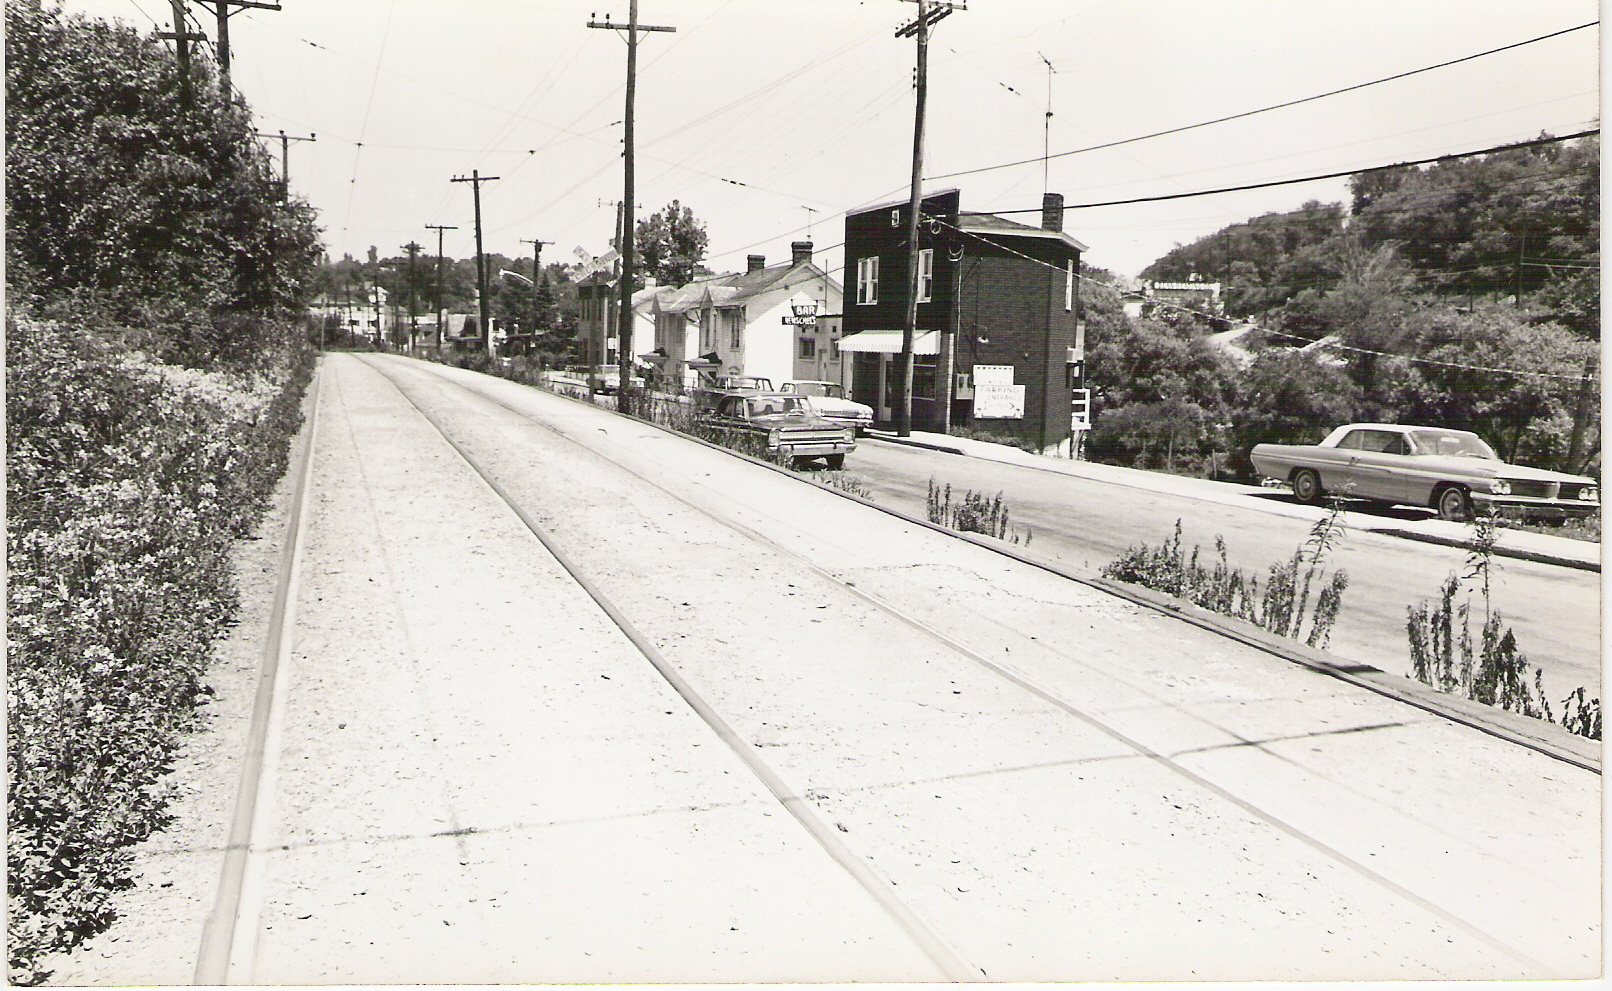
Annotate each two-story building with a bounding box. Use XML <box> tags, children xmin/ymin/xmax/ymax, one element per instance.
<box><xmin>643</xmin><ymin>241</ymin><xmax>843</xmax><ymax>391</ymax></box>
<box><xmin>575</xmin><ymin>273</ymin><xmax>663</xmax><ymax>369</ymax></box>
<box><xmin>840</xmin><ymin>189</ymin><xmax>1088</xmax><ymax>455</ymax></box>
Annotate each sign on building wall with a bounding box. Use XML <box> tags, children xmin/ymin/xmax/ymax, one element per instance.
<box><xmin>973</xmin><ymin>364</ymin><xmax>1024</xmax><ymax>419</ymax></box>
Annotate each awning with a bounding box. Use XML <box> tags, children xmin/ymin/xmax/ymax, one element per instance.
<box><xmin>838</xmin><ymin>330</ymin><xmax>940</xmax><ymax>354</ymax></box>
<box><xmin>686</xmin><ymin>351</ymin><xmax>721</xmax><ymax>368</ymax></box>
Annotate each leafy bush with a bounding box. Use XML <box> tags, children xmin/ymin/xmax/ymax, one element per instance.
<box><xmin>6</xmin><ymin>317</ymin><xmax>313</xmax><ymax>983</ymax></box>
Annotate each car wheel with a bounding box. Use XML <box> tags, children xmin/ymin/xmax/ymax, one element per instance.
<box><xmin>1291</xmin><ymin>469</ymin><xmax>1325</xmax><ymax>505</ymax></box>
<box><xmin>1436</xmin><ymin>485</ymin><xmax>1472</xmax><ymax>521</ymax></box>
<box><xmin>825</xmin><ymin>454</ymin><xmax>845</xmax><ymax>470</ymax></box>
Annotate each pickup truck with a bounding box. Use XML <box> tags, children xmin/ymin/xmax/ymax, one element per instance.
<box><xmin>1250</xmin><ymin>423</ymin><xmax>1599</xmax><ymax>520</ymax></box>
<box><xmin>701</xmin><ymin>390</ymin><xmax>856</xmax><ymax>469</ymax></box>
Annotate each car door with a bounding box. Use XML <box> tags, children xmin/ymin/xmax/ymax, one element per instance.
<box><xmin>1344</xmin><ymin>429</ymin><xmax>1411</xmax><ymax>503</ymax></box>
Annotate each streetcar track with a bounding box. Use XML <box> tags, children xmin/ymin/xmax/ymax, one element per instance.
<box><xmin>362</xmin><ymin>355</ymin><xmax>1567</xmax><ymax>977</ymax></box>
<box><xmin>364</xmin><ymin>358</ymin><xmax>984</xmax><ymax>982</ymax></box>
<box><xmin>196</xmin><ymin>366</ymin><xmax>324</xmax><ymax>985</ymax></box>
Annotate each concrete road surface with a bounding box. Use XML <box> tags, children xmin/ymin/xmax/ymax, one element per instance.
<box><xmin>44</xmin><ymin>354</ymin><xmax>1601</xmax><ymax>985</ymax></box>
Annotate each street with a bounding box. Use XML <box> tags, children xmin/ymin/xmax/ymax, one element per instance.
<box><xmin>844</xmin><ymin>436</ymin><xmax>1602</xmax><ymax>709</ymax></box>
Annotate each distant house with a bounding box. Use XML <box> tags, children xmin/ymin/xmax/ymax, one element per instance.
<box><xmin>841</xmin><ymin>189</ymin><xmax>1088</xmax><ymax>455</ymax></box>
<box><xmin>643</xmin><ymin>241</ymin><xmax>843</xmax><ymax>391</ymax></box>
<box><xmin>1126</xmin><ymin>277</ymin><xmax>1223</xmax><ymax>319</ymax></box>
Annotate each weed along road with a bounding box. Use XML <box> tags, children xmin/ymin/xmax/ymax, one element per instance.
<box><xmin>191</xmin><ymin>354</ymin><xmax>1596</xmax><ymax>983</ymax></box>
<box><xmin>848</xmin><ymin>436</ymin><xmax>1602</xmax><ymax>710</ymax></box>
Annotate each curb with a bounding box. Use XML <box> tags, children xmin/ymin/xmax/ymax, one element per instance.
<box><xmin>868</xmin><ymin>434</ymin><xmax>1600</xmax><ymax>574</ymax></box>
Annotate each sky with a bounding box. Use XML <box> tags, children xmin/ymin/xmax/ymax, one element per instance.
<box><xmin>59</xmin><ymin>0</ymin><xmax>1602</xmax><ymax>283</ymax></box>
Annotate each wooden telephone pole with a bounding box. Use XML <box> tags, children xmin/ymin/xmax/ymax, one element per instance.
<box><xmin>192</xmin><ymin>0</ymin><xmax>282</xmax><ymax>103</ymax></box>
<box><xmin>589</xmin><ymin>2</ymin><xmax>676</xmax><ymax>411</ymax></box>
<box><xmin>402</xmin><ymin>241</ymin><xmax>423</xmax><ymax>350</ymax></box>
<box><xmin>522</xmin><ymin>237</ymin><xmax>555</xmax><ymax>345</ymax></box>
<box><xmin>426</xmin><ymin>224</ymin><xmax>458</xmax><ymax>348</ymax></box>
<box><xmin>253</xmin><ymin>129</ymin><xmax>315</xmax><ymax>200</ymax></box>
<box><xmin>450</xmin><ymin>171</ymin><xmax>500</xmax><ymax>358</ymax></box>
<box><xmin>894</xmin><ymin>0</ymin><xmax>962</xmax><ymax>436</ymax></box>
<box><xmin>158</xmin><ymin>1</ymin><xmax>206</xmax><ymax>109</ymax></box>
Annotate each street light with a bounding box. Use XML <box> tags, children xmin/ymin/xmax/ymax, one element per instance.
<box><xmin>498</xmin><ymin>269</ymin><xmax>533</xmax><ymax>286</ymax></box>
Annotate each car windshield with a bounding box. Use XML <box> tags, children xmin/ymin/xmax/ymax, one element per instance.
<box><xmin>746</xmin><ymin>396</ymin><xmax>807</xmax><ymax>417</ymax></box>
<box><xmin>1408</xmin><ymin>429</ymin><xmax>1497</xmax><ymax>459</ymax></box>
<box><xmin>791</xmin><ymin>382</ymin><xmax>841</xmax><ymax>399</ymax></box>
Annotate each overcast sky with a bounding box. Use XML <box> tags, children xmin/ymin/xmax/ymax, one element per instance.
<box><xmin>60</xmin><ymin>0</ymin><xmax>1601</xmax><ymax>282</ymax></box>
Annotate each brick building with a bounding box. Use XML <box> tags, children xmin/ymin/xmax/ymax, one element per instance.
<box><xmin>840</xmin><ymin>189</ymin><xmax>1088</xmax><ymax>454</ymax></box>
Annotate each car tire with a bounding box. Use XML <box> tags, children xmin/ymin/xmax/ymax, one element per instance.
<box><xmin>1436</xmin><ymin>485</ymin><xmax>1472</xmax><ymax>521</ymax></box>
<box><xmin>825</xmin><ymin>454</ymin><xmax>845</xmax><ymax>470</ymax></box>
<box><xmin>1291</xmin><ymin>468</ymin><xmax>1325</xmax><ymax>505</ymax></box>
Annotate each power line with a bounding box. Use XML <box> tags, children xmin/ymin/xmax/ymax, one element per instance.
<box><xmin>963</xmin><ymin>129</ymin><xmax>1600</xmax><ymax>216</ymax></box>
<box><xmin>926</xmin><ymin>215</ymin><xmax>1591</xmax><ymax>384</ymax></box>
<box><xmin>927</xmin><ymin>21</ymin><xmax>1598</xmax><ymax>182</ymax></box>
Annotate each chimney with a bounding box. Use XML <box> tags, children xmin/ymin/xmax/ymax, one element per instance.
<box><xmin>1041</xmin><ymin>192</ymin><xmax>1064</xmax><ymax>232</ymax></box>
<box><xmin>747</xmin><ymin>254</ymin><xmax>766</xmax><ymax>273</ymax></box>
<box><xmin>791</xmin><ymin>241</ymin><xmax>814</xmax><ymax>267</ymax></box>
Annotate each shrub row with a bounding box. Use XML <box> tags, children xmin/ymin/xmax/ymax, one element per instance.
<box><xmin>6</xmin><ymin>316</ymin><xmax>314</xmax><ymax>984</ymax></box>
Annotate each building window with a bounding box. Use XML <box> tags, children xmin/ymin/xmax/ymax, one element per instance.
<box><xmin>799</xmin><ymin>337</ymin><xmax>816</xmax><ymax>359</ymax></box>
<box><xmin>1065</xmin><ymin>259</ymin><xmax>1075</xmax><ymax>312</ymax></box>
<box><xmin>918</xmin><ymin>248</ymin><xmax>934</xmax><ymax>303</ymax></box>
<box><xmin>857</xmin><ymin>256</ymin><xmax>879</xmax><ymax>304</ymax></box>
<box><xmin>729</xmin><ymin>310</ymin><xmax>742</xmax><ymax>349</ymax></box>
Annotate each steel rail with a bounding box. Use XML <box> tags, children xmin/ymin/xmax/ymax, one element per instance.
<box><xmin>195</xmin><ymin>365</ymin><xmax>324</xmax><ymax>985</ymax></box>
<box><xmin>363</xmin><ymin>357</ymin><xmax>985</xmax><ymax>983</ymax></box>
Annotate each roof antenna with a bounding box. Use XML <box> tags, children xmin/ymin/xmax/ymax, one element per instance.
<box><xmin>1039</xmin><ymin>52</ymin><xmax>1055</xmax><ymax>196</ymax></box>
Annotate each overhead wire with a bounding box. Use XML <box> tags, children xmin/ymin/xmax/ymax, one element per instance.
<box><xmin>925</xmin><ymin>20</ymin><xmax>1598</xmax><ymax>183</ymax></box>
<box><xmin>921</xmin><ymin>215</ymin><xmax>1591</xmax><ymax>384</ymax></box>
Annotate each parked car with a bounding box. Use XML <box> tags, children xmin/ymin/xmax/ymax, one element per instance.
<box><xmin>1250</xmin><ymin>423</ymin><xmax>1599</xmax><ymax>521</ymax></box>
<box><xmin>700</xmin><ymin>390</ymin><xmax>856</xmax><ymax>469</ymax></box>
<box><xmin>780</xmin><ymin>381</ymin><xmax>874</xmax><ymax>435</ymax></box>
<box><xmin>586</xmin><ymin>364</ymin><xmax>620</xmax><ymax>395</ymax></box>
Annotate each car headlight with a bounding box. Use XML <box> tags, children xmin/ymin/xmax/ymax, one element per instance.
<box><xmin>1489</xmin><ymin>479</ymin><xmax>1511</xmax><ymax>496</ymax></box>
<box><xmin>1582</xmin><ymin>486</ymin><xmax>1598</xmax><ymax>503</ymax></box>
<box><xmin>768</xmin><ymin>429</ymin><xmax>781</xmax><ymax>447</ymax></box>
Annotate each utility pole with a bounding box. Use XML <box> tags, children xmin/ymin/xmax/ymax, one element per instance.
<box><xmin>589</xmin><ymin>2</ymin><xmax>676</xmax><ymax>412</ymax></box>
<box><xmin>1565</xmin><ymin>352</ymin><xmax>1599</xmax><ymax>472</ymax></box>
<box><xmin>158</xmin><ymin>1</ymin><xmax>205</xmax><ymax>109</ymax></box>
<box><xmin>450</xmin><ymin>170</ymin><xmax>500</xmax><ymax>358</ymax></box>
<box><xmin>254</xmin><ymin>129</ymin><xmax>315</xmax><ymax>200</ymax></box>
<box><xmin>894</xmin><ymin>0</ymin><xmax>961</xmax><ymax>436</ymax></box>
<box><xmin>193</xmin><ymin>0</ymin><xmax>281</xmax><ymax>103</ymax></box>
<box><xmin>403</xmin><ymin>241</ymin><xmax>422</xmax><ymax>351</ymax></box>
<box><xmin>522</xmin><ymin>237</ymin><xmax>554</xmax><ymax>348</ymax></box>
<box><xmin>426</xmin><ymin>224</ymin><xmax>457</xmax><ymax>349</ymax></box>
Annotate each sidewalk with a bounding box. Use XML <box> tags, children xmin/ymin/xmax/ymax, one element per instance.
<box><xmin>867</xmin><ymin>430</ymin><xmax>1602</xmax><ymax>573</ymax></box>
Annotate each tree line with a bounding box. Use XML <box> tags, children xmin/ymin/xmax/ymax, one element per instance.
<box><xmin>1086</xmin><ymin>135</ymin><xmax>1599</xmax><ymax>478</ymax></box>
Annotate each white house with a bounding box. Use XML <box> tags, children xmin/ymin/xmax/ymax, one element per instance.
<box><xmin>644</xmin><ymin>241</ymin><xmax>843</xmax><ymax>391</ymax></box>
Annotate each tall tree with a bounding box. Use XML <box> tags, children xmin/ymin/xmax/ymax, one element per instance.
<box><xmin>634</xmin><ymin>199</ymin><xmax>709</xmax><ymax>287</ymax></box>
<box><xmin>5</xmin><ymin>0</ymin><xmax>321</xmax><ymax>360</ymax></box>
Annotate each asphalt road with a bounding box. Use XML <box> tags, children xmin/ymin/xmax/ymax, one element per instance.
<box><xmin>841</xmin><ymin>439</ymin><xmax>1602</xmax><ymax>710</ymax></box>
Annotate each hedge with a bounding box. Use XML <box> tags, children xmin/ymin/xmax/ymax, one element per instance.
<box><xmin>6</xmin><ymin>315</ymin><xmax>314</xmax><ymax>984</ymax></box>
